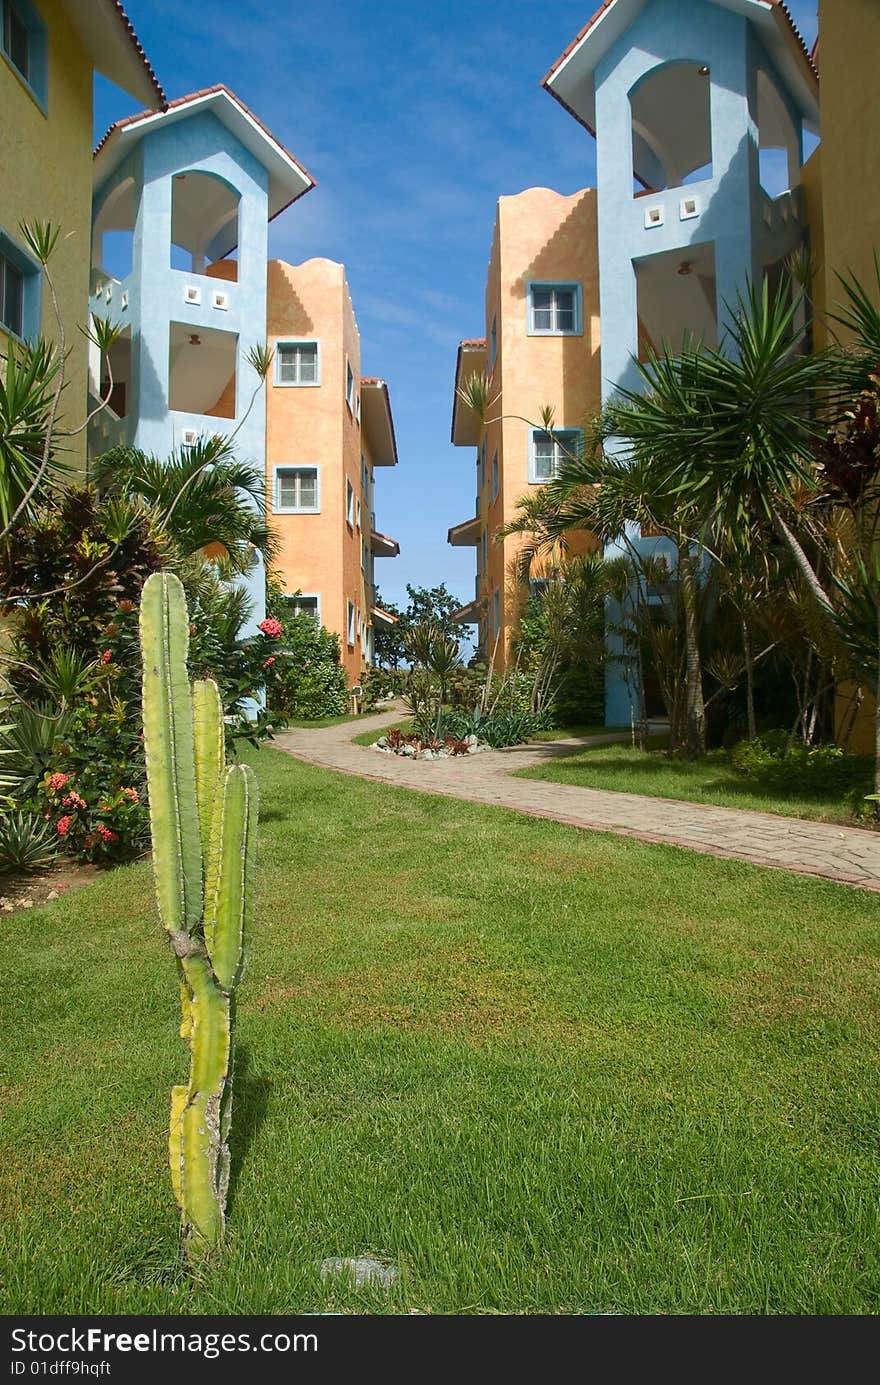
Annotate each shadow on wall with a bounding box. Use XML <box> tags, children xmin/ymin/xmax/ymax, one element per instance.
<box><xmin>267</xmin><ymin>261</ymin><xmax>315</xmax><ymax>337</ymax></box>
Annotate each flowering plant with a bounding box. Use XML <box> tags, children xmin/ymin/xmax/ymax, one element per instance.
<box><xmin>36</xmin><ymin>770</ymin><xmax>148</xmax><ymax>864</ymax></box>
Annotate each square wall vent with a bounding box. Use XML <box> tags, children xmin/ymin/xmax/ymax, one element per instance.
<box><xmin>212</xmin><ymin>290</ymin><xmax>229</xmax><ymax>311</ymax></box>
<box><xmin>679</xmin><ymin>195</ymin><xmax>700</xmax><ymax>220</ymax></box>
<box><xmin>181</xmin><ymin>429</ymin><xmax>198</xmax><ymax>446</ymax></box>
<box><xmin>644</xmin><ymin>206</ymin><xmax>664</xmax><ymax>229</ymax></box>
<box><xmin>184</xmin><ymin>285</ymin><xmax>202</xmax><ymax>306</ymax></box>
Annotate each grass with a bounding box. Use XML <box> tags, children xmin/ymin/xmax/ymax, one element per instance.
<box><xmin>285</xmin><ymin>710</ymin><xmax>383</xmax><ymax>729</ymax></box>
<box><xmin>3</xmin><ymin>745</ymin><xmax>880</xmax><ymax>1314</ymax></box>
<box><xmin>517</xmin><ymin>741</ymin><xmax>873</xmax><ymax>826</ymax></box>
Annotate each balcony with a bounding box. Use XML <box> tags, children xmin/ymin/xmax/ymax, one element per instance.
<box><xmin>447</xmin><ymin>515</ymin><xmax>480</xmax><ymax>547</ymax></box>
<box><xmin>371</xmin><ymin>529</ymin><xmax>400</xmax><ymax>558</ymax></box>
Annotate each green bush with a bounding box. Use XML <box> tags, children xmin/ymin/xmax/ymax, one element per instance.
<box><xmin>730</xmin><ymin>733</ymin><xmax>870</xmax><ymax>796</ymax></box>
<box><xmin>262</xmin><ymin>602</ymin><xmax>349</xmax><ymax>722</ymax></box>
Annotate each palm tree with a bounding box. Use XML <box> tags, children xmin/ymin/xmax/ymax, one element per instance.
<box><xmin>95</xmin><ymin>434</ymin><xmax>275</xmax><ymax>573</ymax></box>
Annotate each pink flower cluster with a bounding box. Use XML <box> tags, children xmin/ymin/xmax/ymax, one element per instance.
<box><xmin>101</xmin><ymin>650</ymin><xmax>113</xmax><ymax>664</ymax></box>
<box><xmin>96</xmin><ymin>825</ymin><xmax>118</xmax><ymax>844</ymax></box>
<box><xmin>62</xmin><ymin>791</ymin><xmax>87</xmax><ymax>810</ymax></box>
<box><xmin>258</xmin><ymin>617</ymin><xmax>283</xmax><ymax>638</ymax></box>
<box><xmin>122</xmin><ymin>787</ymin><xmax>139</xmax><ymax>803</ymax></box>
<box><xmin>56</xmin><ymin>816</ymin><xmax>72</xmax><ymax>837</ymax></box>
<box><xmin>46</xmin><ymin>772</ymin><xmax>71</xmax><ymax>792</ymax></box>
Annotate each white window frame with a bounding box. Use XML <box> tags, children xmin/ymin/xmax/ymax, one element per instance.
<box><xmin>346</xmin><ymin>479</ymin><xmax>355</xmax><ymax>526</ymax></box>
<box><xmin>346</xmin><ymin>359</ymin><xmax>355</xmax><ymax>412</ymax></box>
<box><xmin>285</xmin><ymin>592</ymin><xmax>321</xmax><ymax>623</ymax></box>
<box><xmin>347</xmin><ymin>600</ymin><xmax>356</xmax><ymax>647</ymax></box>
<box><xmin>274</xmin><ymin>339</ymin><xmax>321</xmax><ymax>387</ymax></box>
<box><xmin>527</xmin><ymin>282</ymin><xmax>583</xmax><ymax>336</ymax></box>
<box><xmin>273</xmin><ymin>464</ymin><xmax>321</xmax><ymax>514</ymax></box>
<box><xmin>529</xmin><ymin>428</ymin><xmax>583</xmax><ymax>484</ymax></box>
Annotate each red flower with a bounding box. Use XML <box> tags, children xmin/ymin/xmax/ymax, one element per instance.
<box><xmin>122</xmin><ymin>787</ymin><xmax>139</xmax><ymax>803</ymax></box>
<box><xmin>62</xmin><ymin>792</ymin><xmax>86</xmax><ymax>810</ymax></box>
<box><xmin>56</xmin><ymin>816</ymin><xmax>72</xmax><ymax>836</ymax></box>
<box><xmin>258</xmin><ymin>617</ymin><xmax>283</xmax><ymax>638</ymax></box>
<box><xmin>262</xmin><ymin>656</ymin><xmax>275</xmax><ymax>669</ymax></box>
<box><xmin>96</xmin><ymin>825</ymin><xmax>118</xmax><ymax>844</ymax></box>
<box><xmin>101</xmin><ymin>650</ymin><xmax>112</xmax><ymax>664</ymax></box>
<box><xmin>46</xmin><ymin>772</ymin><xmax>71</xmax><ymax>792</ymax></box>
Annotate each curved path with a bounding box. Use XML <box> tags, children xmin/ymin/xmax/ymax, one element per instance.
<box><xmin>274</xmin><ymin>705</ymin><xmax>880</xmax><ymax>892</ymax></box>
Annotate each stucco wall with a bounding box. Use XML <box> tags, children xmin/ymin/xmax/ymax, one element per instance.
<box><xmin>0</xmin><ymin>0</ymin><xmax>93</xmax><ymax>468</ymax></box>
<box><xmin>266</xmin><ymin>257</ymin><xmax>375</xmax><ymax>685</ymax></box>
<box><xmin>476</xmin><ymin>187</ymin><xmax>601</xmax><ymax>667</ymax></box>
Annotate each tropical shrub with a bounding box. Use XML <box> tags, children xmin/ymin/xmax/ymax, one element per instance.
<box><xmin>34</xmin><ymin>769</ymin><xmax>148</xmax><ymax>864</ymax></box>
<box><xmin>730</xmin><ymin>733</ymin><xmax>871</xmax><ymax>796</ymax></box>
<box><xmin>259</xmin><ymin>586</ymin><xmax>349</xmax><ymax>721</ymax></box>
<box><xmin>0</xmin><ymin>809</ymin><xmax>57</xmax><ymax>874</ymax></box>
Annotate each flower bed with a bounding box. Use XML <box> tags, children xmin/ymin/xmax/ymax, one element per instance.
<box><xmin>372</xmin><ymin>728</ymin><xmax>485</xmax><ymax>761</ymax></box>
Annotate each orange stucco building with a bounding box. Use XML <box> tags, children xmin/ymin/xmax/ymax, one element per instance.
<box><xmin>265</xmin><ymin>258</ymin><xmax>399</xmax><ymax>683</ymax></box>
<box><xmin>450</xmin><ymin>187</ymin><xmax>601</xmax><ymax>667</ymax></box>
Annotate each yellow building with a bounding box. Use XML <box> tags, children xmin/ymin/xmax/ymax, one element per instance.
<box><xmin>450</xmin><ymin>187</ymin><xmax>601</xmax><ymax>667</ymax></box>
<box><xmin>801</xmin><ymin>0</ymin><xmax>880</xmax><ymax>752</ymax></box>
<box><xmin>266</xmin><ymin>258</ymin><xmax>399</xmax><ymax>685</ymax></box>
<box><xmin>0</xmin><ymin>0</ymin><xmax>162</xmax><ymax>464</ymax></box>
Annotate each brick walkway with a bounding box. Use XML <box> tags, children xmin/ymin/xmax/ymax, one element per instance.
<box><xmin>274</xmin><ymin>706</ymin><xmax>880</xmax><ymax>892</ymax></box>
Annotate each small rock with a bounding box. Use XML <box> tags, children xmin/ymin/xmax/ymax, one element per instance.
<box><xmin>1</xmin><ymin>903</ymin><xmax>13</xmax><ymax>913</ymax></box>
<box><xmin>376</xmin><ymin>736</ymin><xmax>388</xmax><ymax>748</ymax></box>
<box><xmin>319</xmin><ymin>1257</ymin><xmax>398</xmax><ymax>1290</ymax></box>
<box><xmin>20</xmin><ymin>899</ymin><xmax>34</xmax><ymax>909</ymax></box>
<box><xmin>46</xmin><ymin>890</ymin><xmax>59</xmax><ymax>901</ymax></box>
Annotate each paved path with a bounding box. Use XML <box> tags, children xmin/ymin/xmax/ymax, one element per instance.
<box><xmin>274</xmin><ymin>706</ymin><xmax>880</xmax><ymax>892</ymax></box>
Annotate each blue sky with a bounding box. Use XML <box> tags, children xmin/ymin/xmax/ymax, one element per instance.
<box><xmin>95</xmin><ymin>0</ymin><xmax>819</xmax><ymax>614</ymax></box>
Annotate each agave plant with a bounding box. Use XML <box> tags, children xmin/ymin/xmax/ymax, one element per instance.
<box><xmin>0</xmin><ymin>810</ymin><xmax>57</xmax><ymax>873</ymax></box>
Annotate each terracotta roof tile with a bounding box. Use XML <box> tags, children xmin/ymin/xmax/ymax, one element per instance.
<box><xmin>109</xmin><ymin>0</ymin><xmax>165</xmax><ymax>105</ymax></box>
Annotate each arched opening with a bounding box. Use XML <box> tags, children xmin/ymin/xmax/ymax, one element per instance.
<box><xmin>92</xmin><ymin>176</ymin><xmax>138</xmax><ymax>281</ymax></box>
<box><xmin>636</xmin><ymin>241</ymin><xmax>718</xmax><ymax>360</ymax></box>
<box><xmin>170</xmin><ymin>171</ymin><xmax>240</xmax><ymax>281</ymax></box>
<box><xmin>756</xmin><ymin>70</ymin><xmax>801</xmax><ymax>198</ymax></box>
<box><xmin>631</xmin><ymin>62</ymin><xmax>713</xmax><ymax>196</ymax></box>
<box><xmin>169</xmin><ymin>322</ymin><xmax>237</xmax><ymax>419</ymax></box>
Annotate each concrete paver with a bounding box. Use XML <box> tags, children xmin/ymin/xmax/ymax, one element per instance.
<box><xmin>273</xmin><ymin>706</ymin><xmax>880</xmax><ymax>892</ymax></box>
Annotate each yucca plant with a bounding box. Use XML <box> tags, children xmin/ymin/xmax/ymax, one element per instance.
<box><xmin>140</xmin><ymin>571</ymin><xmax>258</xmax><ymax>1255</ymax></box>
<box><xmin>0</xmin><ymin>810</ymin><xmax>57</xmax><ymax>873</ymax></box>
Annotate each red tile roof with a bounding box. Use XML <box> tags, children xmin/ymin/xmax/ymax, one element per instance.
<box><xmin>542</xmin><ymin>0</ymin><xmax>818</xmax><ymax>134</ymax></box>
<box><xmin>108</xmin><ymin>0</ymin><xmax>165</xmax><ymax>105</ymax></box>
<box><xmin>94</xmin><ymin>84</ymin><xmax>315</xmax><ymax>200</ymax></box>
<box><xmin>460</xmin><ymin>338</ymin><xmax>486</xmax><ymax>348</ymax></box>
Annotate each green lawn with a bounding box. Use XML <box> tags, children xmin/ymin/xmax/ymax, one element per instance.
<box><xmin>517</xmin><ymin>741</ymin><xmax>873</xmax><ymax>826</ymax></box>
<box><xmin>3</xmin><ymin>746</ymin><xmax>879</xmax><ymax>1314</ymax></box>
<box><xmin>351</xmin><ymin>719</ymin><xmax>413</xmax><ymax>746</ymax></box>
<box><xmin>350</xmin><ymin>720</ymin><xmax>623</xmax><ymax>748</ymax></box>
<box><xmin>284</xmin><ymin>709</ymin><xmax>384</xmax><ymax>729</ymax></box>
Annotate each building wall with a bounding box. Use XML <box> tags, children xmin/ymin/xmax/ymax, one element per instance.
<box><xmin>814</xmin><ymin>0</ymin><xmax>880</xmax><ymax>753</ymax></box>
<box><xmin>266</xmin><ymin>258</ymin><xmax>379</xmax><ymax>685</ymax></box>
<box><xmin>474</xmin><ymin>187</ymin><xmax>601</xmax><ymax>667</ymax></box>
<box><xmin>0</xmin><ymin>0</ymin><xmax>94</xmax><ymax>467</ymax></box>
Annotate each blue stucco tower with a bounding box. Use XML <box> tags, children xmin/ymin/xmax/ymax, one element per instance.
<box><xmin>544</xmin><ymin>0</ymin><xmax>819</xmax><ymax>724</ymax></box>
<box><xmin>88</xmin><ymin>86</ymin><xmax>314</xmax><ymax>633</ymax></box>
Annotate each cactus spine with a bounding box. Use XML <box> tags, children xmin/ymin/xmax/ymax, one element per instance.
<box><xmin>140</xmin><ymin>571</ymin><xmax>258</xmax><ymax>1252</ymax></box>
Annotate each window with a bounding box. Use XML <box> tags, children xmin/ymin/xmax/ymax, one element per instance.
<box><xmin>274</xmin><ymin>466</ymin><xmax>319</xmax><ymax>513</ymax></box>
<box><xmin>169</xmin><ymin>322</ymin><xmax>237</xmax><ymax>418</ymax></box>
<box><xmin>490</xmin><ymin>314</ymin><xmax>497</xmax><ymax>368</ymax></box>
<box><xmin>346</xmin><ymin>479</ymin><xmax>355</xmax><ymax>526</ymax></box>
<box><xmin>275</xmin><ymin>340</ymin><xmax>319</xmax><ymax>385</ymax></box>
<box><xmin>346</xmin><ymin>361</ymin><xmax>355</xmax><ymax>411</ymax></box>
<box><xmin>356</xmin><ymin>392</ymin><xmax>361</xmax><ymax>423</ymax></box>
<box><xmin>2</xmin><ymin>0</ymin><xmax>47</xmax><ymax>108</ymax></box>
<box><xmin>528</xmin><ymin>283</ymin><xmax>582</xmax><ymax>335</ymax></box>
<box><xmin>0</xmin><ymin>229</ymin><xmax>40</xmax><ymax>341</ymax></box>
<box><xmin>530</xmin><ymin>429</ymin><xmax>582</xmax><ymax>483</ymax></box>
<box><xmin>0</xmin><ymin>252</ymin><xmax>24</xmax><ymax>337</ymax></box>
<box><xmin>347</xmin><ymin>600</ymin><xmax>355</xmax><ymax>646</ymax></box>
<box><xmin>285</xmin><ymin>594</ymin><xmax>320</xmax><ymax>622</ymax></box>
<box><xmin>356</xmin><ymin>498</ymin><xmax>362</xmax><ymax>529</ymax></box>
<box><xmin>492</xmin><ymin>450</ymin><xmax>499</xmax><ymax>502</ymax></box>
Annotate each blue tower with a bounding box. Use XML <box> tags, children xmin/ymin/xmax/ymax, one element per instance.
<box><xmin>544</xmin><ymin>0</ymin><xmax>819</xmax><ymax>723</ymax></box>
<box><xmin>88</xmin><ymin>85</ymin><xmax>314</xmax><ymax>632</ymax></box>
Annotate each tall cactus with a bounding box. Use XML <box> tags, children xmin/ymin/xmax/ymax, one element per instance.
<box><xmin>140</xmin><ymin>571</ymin><xmax>258</xmax><ymax>1253</ymax></box>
